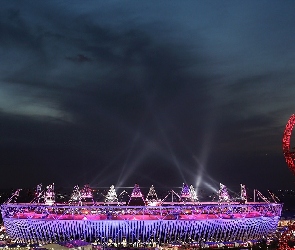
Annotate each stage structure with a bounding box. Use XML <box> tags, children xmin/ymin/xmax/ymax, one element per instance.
<box><xmin>1</xmin><ymin>183</ymin><xmax>282</xmax><ymax>245</ymax></box>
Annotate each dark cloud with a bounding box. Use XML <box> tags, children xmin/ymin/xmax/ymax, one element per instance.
<box><xmin>0</xmin><ymin>1</ymin><xmax>295</xmax><ymax>192</ymax></box>
<box><xmin>66</xmin><ymin>54</ymin><xmax>92</xmax><ymax>63</ymax></box>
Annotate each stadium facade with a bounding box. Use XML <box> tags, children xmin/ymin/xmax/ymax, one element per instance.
<box><xmin>0</xmin><ymin>183</ymin><xmax>282</xmax><ymax>245</ymax></box>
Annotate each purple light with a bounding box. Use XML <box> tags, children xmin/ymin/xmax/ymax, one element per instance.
<box><xmin>1</xmin><ymin>203</ymin><xmax>282</xmax><ymax>244</ymax></box>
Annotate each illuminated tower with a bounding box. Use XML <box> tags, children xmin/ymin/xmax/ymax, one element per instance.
<box><xmin>189</xmin><ymin>185</ymin><xmax>199</xmax><ymax>202</ymax></box>
<box><xmin>80</xmin><ymin>184</ymin><xmax>94</xmax><ymax>204</ymax></box>
<box><xmin>128</xmin><ymin>184</ymin><xmax>145</xmax><ymax>206</ymax></box>
<box><xmin>218</xmin><ymin>183</ymin><xmax>230</xmax><ymax>203</ymax></box>
<box><xmin>69</xmin><ymin>185</ymin><xmax>81</xmax><ymax>204</ymax></box>
<box><xmin>146</xmin><ymin>185</ymin><xmax>161</xmax><ymax>206</ymax></box>
<box><xmin>105</xmin><ymin>185</ymin><xmax>118</xmax><ymax>202</ymax></box>
<box><xmin>146</xmin><ymin>185</ymin><xmax>158</xmax><ymax>201</ymax></box>
<box><xmin>180</xmin><ymin>183</ymin><xmax>191</xmax><ymax>202</ymax></box>
<box><xmin>240</xmin><ymin>184</ymin><xmax>247</xmax><ymax>203</ymax></box>
<box><xmin>44</xmin><ymin>183</ymin><xmax>55</xmax><ymax>205</ymax></box>
<box><xmin>35</xmin><ymin>184</ymin><xmax>43</xmax><ymax>203</ymax></box>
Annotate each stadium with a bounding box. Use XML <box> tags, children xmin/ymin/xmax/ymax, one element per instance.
<box><xmin>0</xmin><ymin>183</ymin><xmax>282</xmax><ymax>246</ymax></box>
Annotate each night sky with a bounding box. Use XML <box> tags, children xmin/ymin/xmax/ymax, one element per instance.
<box><xmin>1</xmin><ymin>1</ymin><xmax>295</xmax><ymax>193</ymax></box>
